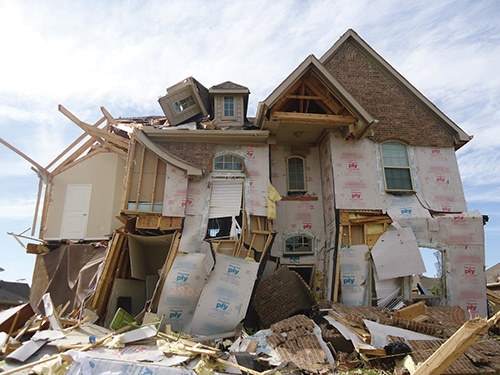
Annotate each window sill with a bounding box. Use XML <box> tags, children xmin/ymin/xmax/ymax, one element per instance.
<box><xmin>281</xmin><ymin>196</ymin><xmax>318</xmax><ymax>201</ymax></box>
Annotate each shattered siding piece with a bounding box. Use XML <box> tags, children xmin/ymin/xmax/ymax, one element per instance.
<box><xmin>371</xmin><ymin>226</ymin><xmax>426</xmax><ymax>280</ymax></box>
<box><xmin>414</xmin><ymin>146</ymin><xmax>467</xmax><ymax>213</ymax></box>
<box><xmin>156</xmin><ymin>253</ymin><xmax>208</xmax><ymax>333</ymax></box>
<box><xmin>162</xmin><ymin>164</ymin><xmax>188</xmax><ymax>217</ymax></box>
<box><xmin>190</xmin><ymin>254</ymin><xmax>259</xmax><ymax>336</ymax></box>
<box><xmin>339</xmin><ymin>245</ymin><xmax>369</xmax><ymax>305</ymax></box>
<box><xmin>363</xmin><ymin>319</ymin><xmax>438</xmax><ymax>348</ymax></box>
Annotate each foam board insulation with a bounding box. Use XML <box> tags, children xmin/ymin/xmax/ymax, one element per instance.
<box><xmin>339</xmin><ymin>244</ymin><xmax>369</xmax><ymax>305</ymax></box>
<box><xmin>329</xmin><ymin>136</ymin><xmax>382</xmax><ymax>209</ymax></box>
<box><xmin>190</xmin><ymin>253</ymin><xmax>259</xmax><ymax>335</ymax></box>
<box><xmin>178</xmin><ymin>215</ymin><xmax>208</xmax><ymax>253</ymax></box>
<box><xmin>162</xmin><ymin>164</ymin><xmax>188</xmax><ymax>217</ymax></box>
<box><xmin>185</xmin><ymin>178</ymin><xmax>208</xmax><ymax>216</ymax></box>
<box><xmin>371</xmin><ymin>226</ymin><xmax>426</xmax><ymax>281</ymax></box>
<box><xmin>156</xmin><ymin>252</ymin><xmax>208</xmax><ymax>332</ymax></box>
<box><xmin>413</xmin><ymin>146</ymin><xmax>467</xmax><ymax>212</ymax></box>
<box><xmin>319</xmin><ymin>136</ymin><xmax>335</xmax><ymax>225</ymax></box>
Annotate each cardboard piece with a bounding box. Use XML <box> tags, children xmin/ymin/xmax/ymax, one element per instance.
<box><xmin>190</xmin><ymin>254</ymin><xmax>259</xmax><ymax>335</ymax></box>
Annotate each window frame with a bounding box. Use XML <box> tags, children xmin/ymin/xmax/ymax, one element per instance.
<box><xmin>283</xmin><ymin>234</ymin><xmax>314</xmax><ymax>256</ymax></box>
<box><xmin>223</xmin><ymin>96</ymin><xmax>235</xmax><ymax>117</ymax></box>
<box><xmin>286</xmin><ymin>156</ymin><xmax>306</xmax><ymax>195</ymax></box>
<box><xmin>173</xmin><ymin>95</ymin><xmax>196</xmax><ymax>113</ymax></box>
<box><xmin>213</xmin><ymin>154</ymin><xmax>244</xmax><ymax>172</ymax></box>
<box><xmin>381</xmin><ymin>141</ymin><xmax>414</xmax><ymax>192</ymax></box>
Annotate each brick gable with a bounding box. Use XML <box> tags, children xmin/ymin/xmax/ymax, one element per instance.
<box><xmin>322</xmin><ymin>40</ymin><xmax>455</xmax><ymax>147</ymax></box>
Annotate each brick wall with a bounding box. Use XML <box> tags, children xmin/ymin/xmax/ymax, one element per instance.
<box><xmin>323</xmin><ymin>40</ymin><xmax>455</xmax><ymax>147</ymax></box>
<box><xmin>156</xmin><ymin>141</ymin><xmax>216</xmax><ymax>173</ymax></box>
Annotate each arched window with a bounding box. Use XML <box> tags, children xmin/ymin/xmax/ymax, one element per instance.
<box><xmin>287</xmin><ymin>156</ymin><xmax>306</xmax><ymax>195</ymax></box>
<box><xmin>214</xmin><ymin>154</ymin><xmax>243</xmax><ymax>171</ymax></box>
<box><xmin>284</xmin><ymin>234</ymin><xmax>314</xmax><ymax>256</ymax></box>
<box><xmin>381</xmin><ymin>141</ymin><xmax>413</xmax><ymax>192</ymax></box>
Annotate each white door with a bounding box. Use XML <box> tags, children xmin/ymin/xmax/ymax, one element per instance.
<box><xmin>60</xmin><ymin>184</ymin><xmax>92</xmax><ymax>240</ymax></box>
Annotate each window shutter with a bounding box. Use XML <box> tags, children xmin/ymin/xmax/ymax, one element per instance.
<box><xmin>209</xmin><ymin>179</ymin><xmax>243</xmax><ymax>218</ymax></box>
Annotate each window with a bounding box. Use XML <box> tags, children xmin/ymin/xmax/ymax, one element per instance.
<box><xmin>287</xmin><ymin>156</ymin><xmax>306</xmax><ymax>195</ymax></box>
<box><xmin>173</xmin><ymin>95</ymin><xmax>195</xmax><ymax>113</ymax></box>
<box><xmin>224</xmin><ymin>96</ymin><xmax>234</xmax><ymax>117</ymax></box>
<box><xmin>284</xmin><ymin>235</ymin><xmax>314</xmax><ymax>256</ymax></box>
<box><xmin>381</xmin><ymin>141</ymin><xmax>413</xmax><ymax>191</ymax></box>
<box><xmin>214</xmin><ymin>155</ymin><xmax>243</xmax><ymax>171</ymax></box>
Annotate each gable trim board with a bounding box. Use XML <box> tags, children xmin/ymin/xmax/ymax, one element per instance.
<box><xmin>319</xmin><ymin>29</ymin><xmax>471</xmax><ymax>149</ymax></box>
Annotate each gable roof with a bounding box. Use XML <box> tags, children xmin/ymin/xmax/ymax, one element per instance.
<box><xmin>209</xmin><ymin>81</ymin><xmax>250</xmax><ymax>94</ymax></box>
<box><xmin>320</xmin><ymin>29</ymin><xmax>472</xmax><ymax>149</ymax></box>
<box><xmin>255</xmin><ymin>54</ymin><xmax>376</xmax><ymax>144</ymax></box>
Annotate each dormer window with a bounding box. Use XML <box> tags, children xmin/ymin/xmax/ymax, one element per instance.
<box><xmin>173</xmin><ymin>95</ymin><xmax>195</xmax><ymax>113</ymax></box>
<box><xmin>287</xmin><ymin>156</ymin><xmax>306</xmax><ymax>196</ymax></box>
<box><xmin>381</xmin><ymin>141</ymin><xmax>414</xmax><ymax>192</ymax></box>
<box><xmin>214</xmin><ymin>154</ymin><xmax>243</xmax><ymax>171</ymax></box>
<box><xmin>224</xmin><ymin>96</ymin><xmax>235</xmax><ymax>117</ymax></box>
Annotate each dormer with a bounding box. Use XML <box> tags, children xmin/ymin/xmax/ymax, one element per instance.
<box><xmin>158</xmin><ymin>77</ymin><xmax>210</xmax><ymax>126</ymax></box>
<box><xmin>209</xmin><ymin>81</ymin><xmax>249</xmax><ymax>128</ymax></box>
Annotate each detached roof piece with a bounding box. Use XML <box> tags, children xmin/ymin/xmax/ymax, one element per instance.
<box><xmin>0</xmin><ymin>280</ymin><xmax>30</xmax><ymax>305</ymax></box>
<box><xmin>320</xmin><ymin>29</ymin><xmax>472</xmax><ymax>149</ymax></box>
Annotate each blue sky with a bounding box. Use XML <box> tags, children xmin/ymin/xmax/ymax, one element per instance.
<box><xmin>0</xmin><ymin>0</ymin><xmax>499</xmax><ymax>284</ymax></box>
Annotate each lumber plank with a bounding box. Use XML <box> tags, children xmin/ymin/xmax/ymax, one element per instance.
<box><xmin>413</xmin><ymin>310</ymin><xmax>500</xmax><ymax>375</ymax></box>
<box><xmin>395</xmin><ymin>301</ymin><xmax>427</xmax><ymax>321</ymax></box>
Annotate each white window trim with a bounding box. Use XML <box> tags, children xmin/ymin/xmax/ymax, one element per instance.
<box><xmin>283</xmin><ymin>233</ymin><xmax>315</xmax><ymax>256</ymax></box>
<box><xmin>286</xmin><ymin>156</ymin><xmax>306</xmax><ymax>193</ymax></box>
<box><xmin>381</xmin><ymin>141</ymin><xmax>414</xmax><ymax>193</ymax></box>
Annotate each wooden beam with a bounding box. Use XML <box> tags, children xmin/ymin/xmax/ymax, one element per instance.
<box><xmin>0</xmin><ymin>137</ymin><xmax>49</xmax><ymax>178</ymax></box>
<box><xmin>413</xmin><ymin>311</ymin><xmax>500</xmax><ymax>375</ymax></box>
<box><xmin>395</xmin><ymin>301</ymin><xmax>427</xmax><ymax>320</ymax></box>
<box><xmin>45</xmin><ymin>115</ymin><xmax>106</xmax><ymax>170</ymax></box>
<box><xmin>59</xmin><ymin>105</ymin><xmax>129</xmax><ymax>149</ymax></box>
<box><xmin>270</xmin><ymin>111</ymin><xmax>356</xmax><ymax>125</ymax></box>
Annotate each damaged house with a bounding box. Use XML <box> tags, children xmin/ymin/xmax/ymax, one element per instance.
<box><xmin>1</xmin><ymin>28</ymin><xmax>487</xmax><ymax>349</ymax></box>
